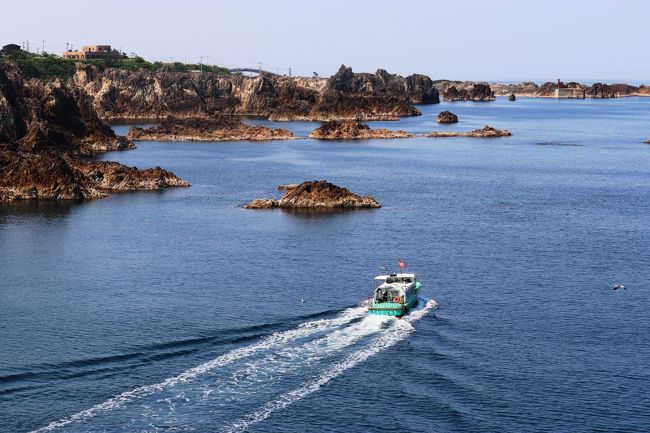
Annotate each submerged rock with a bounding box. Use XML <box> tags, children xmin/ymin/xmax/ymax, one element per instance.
<box><xmin>308</xmin><ymin>120</ymin><xmax>413</xmax><ymax>140</ymax></box>
<box><xmin>427</xmin><ymin>125</ymin><xmax>511</xmax><ymax>138</ymax></box>
<box><xmin>436</xmin><ymin>111</ymin><xmax>459</xmax><ymax>124</ymax></box>
<box><xmin>243</xmin><ymin>180</ymin><xmax>380</xmax><ymax>209</ymax></box>
<box><xmin>127</xmin><ymin>116</ymin><xmax>294</xmax><ymax>141</ymax></box>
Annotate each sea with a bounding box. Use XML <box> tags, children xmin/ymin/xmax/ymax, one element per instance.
<box><xmin>1</xmin><ymin>97</ymin><xmax>649</xmax><ymax>432</ymax></box>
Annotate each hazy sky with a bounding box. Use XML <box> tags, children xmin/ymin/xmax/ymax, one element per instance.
<box><xmin>1</xmin><ymin>0</ymin><xmax>648</xmax><ymax>81</ymax></box>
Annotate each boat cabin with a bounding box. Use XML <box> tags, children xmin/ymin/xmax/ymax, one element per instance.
<box><xmin>373</xmin><ymin>273</ymin><xmax>417</xmax><ymax>304</ymax></box>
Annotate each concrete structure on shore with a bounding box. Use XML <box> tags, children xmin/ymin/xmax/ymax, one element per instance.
<box><xmin>553</xmin><ymin>79</ymin><xmax>585</xmax><ymax>99</ymax></box>
<box><xmin>63</xmin><ymin>45</ymin><xmax>125</xmax><ymax>60</ymax></box>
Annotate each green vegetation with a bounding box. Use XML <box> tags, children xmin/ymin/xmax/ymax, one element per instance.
<box><xmin>0</xmin><ymin>49</ymin><xmax>230</xmax><ymax>80</ymax></box>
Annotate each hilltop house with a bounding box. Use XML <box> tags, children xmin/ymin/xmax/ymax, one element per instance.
<box><xmin>63</xmin><ymin>45</ymin><xmax>126</xmax><ymax>60</ymax></box>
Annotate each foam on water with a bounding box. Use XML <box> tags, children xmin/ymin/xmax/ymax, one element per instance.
<box><xmin>30</xmin><ymin>305</ymin><xmax>369</xmax><ymax>433</ymax></box>
<box><xmin>222</xmin><ymin>298</ymin><xmax>437</xmax><ymax>433</ymax></box>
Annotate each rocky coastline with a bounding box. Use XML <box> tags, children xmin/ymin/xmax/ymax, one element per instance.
<box><xmin>491</xmin><ymin>81</ymin><xmax>650</xmax><ymax>98</ymax></box>
<box><xmin>127</xmin><ymin>116</ymin><xmax>294</xmax><ymax>141</ymax></box>
<box><xmin>0</xmin><ymin>61</ymin><xmax>189</xmax><ymax>202</ymax></box>
<box><xmin>74</xmin><ymin>64</ymin><xmax>439</xmax><ymax>122</ymax></box>
<box><xmin>243</xmin><ymin>180</ymin><xmax>381</xmax><ymax>209</ymax></box>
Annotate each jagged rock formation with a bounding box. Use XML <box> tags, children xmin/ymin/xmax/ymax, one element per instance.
<box><xmin>437</xmin><ymin>111</ymin><xmax>458</xmax><ymax>124</ymax></box>
<box><xmin>585</xmin><ymin>83</ymin><xmax>640</xmax><ymax>99</ymax></box>
<box><xmin>1</xmin><ymin>62</ymin><xmax>130</xmax><ymax>155</ymax></box>
<box><xmin>443</xmin><ymin>83</ymin><xmax>495</xmax><ymax>101</ymax></box>
<box><xmin>127</xmin><ymin>116</ymin><xmax>294</xmax><ymax>141</ymax></box>
<box><xmin>243</xmin><ymin>180</ymin><xmax>380</xmax><ymax>209</ymax></box>
<box><xmin>427</xmin><ymin>125</ymin><xmax>511</xmax><ymax>138</ymax></box>
<box><xmin>73</xmin><ymin>64</ymin><xmax>439</xmax><ymax>122</ymax></box>
<box><xmin>308</xmin><ymin>120</ymin><xmax>413</xmax><ymax>140</ymax></box>
<box><xmin>404</xmin><ymin>74</ymin><xmax>440</xmax><ymax>104</ymax></box>
<box><xmin>0</xmin><ymin>151</ymin><xmax>188</xmax><ymax>201</ymax></box>
<box><xmin>433</xmin><ymin>81</ymin><xmax>495</xmax><ymax>102</ymax></box>
<box><xmin>0</xmin><ymin>60</ymin><xmax>189</xmax><ymax>202</ymax></box>
<box><xmin>508</xmin><ymin>93</ymin><xmax>516</xmax><ymax>101</ymax></box>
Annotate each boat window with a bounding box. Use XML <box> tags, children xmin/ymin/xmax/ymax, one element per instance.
<box><xmin>403</xmin><ymin>278</ymin><xmax>412</xmax><ymax>283</ymax></box>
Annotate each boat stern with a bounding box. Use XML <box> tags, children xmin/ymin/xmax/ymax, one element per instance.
<box><xmin>368</xmin><ymin>302</ymin><xmax>407</xmax><ymax>317</ymax></box>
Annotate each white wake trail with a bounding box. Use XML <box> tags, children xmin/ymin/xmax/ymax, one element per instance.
<box><xmin>223</xmin><ymin>299</ymin><xmax>437</xmax><ymax>433</ymax></box>
<box><xmin>30</xmin><ymin>305</ymin><xmax>368</xmax><ymax>433</ymax></box>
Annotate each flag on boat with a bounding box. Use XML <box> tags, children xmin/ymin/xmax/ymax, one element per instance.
<box><xmin>398</xmin><ymin>259</ymin><xmax>407</xmax><ymax>269</ymax></box>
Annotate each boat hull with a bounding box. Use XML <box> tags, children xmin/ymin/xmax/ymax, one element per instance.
<box><xmin>368</xmin><ymin>295</ymin><xmax>418</xmax><ymax>317</ymax></box>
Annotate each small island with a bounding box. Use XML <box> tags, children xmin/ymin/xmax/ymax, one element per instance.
<box><xmin>437</xmin><ymin>111</ymin><xmax>459</xmax><ymax>124</ymax></box>
<box><xmin>309</xmin><ymin>121</ymin><xmax>413</xmax><ymax>140</ymax></box>
<box><xmin>243</xmin><ymin>180</ymin><xmax>381</xmax><ymax>209</ymax></box>
<box><xmin>127</xmin><ymin>117</ymin><xmax>294</xmax><ymax>142</ymax></box>
<box><xmin>427</xmin><ymin>125</ymin><xmax>511</xmax><ymax>138</ymax></box>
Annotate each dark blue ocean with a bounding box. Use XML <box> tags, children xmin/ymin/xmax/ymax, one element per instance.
<box><xmin>2</xmin><ymin>97</ymin><xmax>650</xmax><ymax>432</ymax></box>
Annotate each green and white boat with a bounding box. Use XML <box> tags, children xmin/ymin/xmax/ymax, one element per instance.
<box><xmin>369</xmin><ymin>272</ymin><xmax>421</xmax><ymax>317</ymax></box>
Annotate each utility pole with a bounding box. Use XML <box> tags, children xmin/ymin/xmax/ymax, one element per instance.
<box><xmin>199</xmin><ymin>56</ymin><xmax>203</xmax><ymax>73</ymax></box>
<box><xmin>26</xmin><ymin>40</ymin><xmax>30</xmax><ymax>53</ymax></box>
<box><xmin>288</xmin><ymin>67</ymin><xmax>292</xmax><ymax>77</ymax></box>
<box><xmin>259</xmin><ymin>62</ymin><xmax>262</xmax><ymax>73</ymax></box>
<box><xmin>41</xmin><ymin>40</ymin><xmax>46</xmax><ymax>54</ymax></box>
<box><xmin>65</xmin><ymin>42</ymin><xmax>69</xmax><ymax>51</ymax></box>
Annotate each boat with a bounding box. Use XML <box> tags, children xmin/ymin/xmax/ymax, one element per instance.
<box><xmin>368</xmin><ymin>272</ymin><xmax>421</xmax><ymax>317</ymax></box>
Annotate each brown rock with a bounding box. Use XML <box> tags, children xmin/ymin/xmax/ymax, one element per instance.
<box><xmin>277</xmin><ymin>183</ymin><xmax>299</xmax><ymax>190</ymax></box>
<box><xmin>442</xmin><ymin>82</ymin><xmax>495</xmax><ymax>102</ymax></box>
<box><xmin>0</xmin><ymin>60</ymin><xmax>189</xmax><ymax>202</ymax></box>
<box><xmin>127</xmin><ymin>116</ymin><xmax>294</xmax><ymax>141</ymax></box>
<box><xmin>0</xmin><ymin>151</ymin><xmax>189</xmax><ymax>202</ymax></box>
<box><xmin>427</xmin><ymin>125</ymin><xmax>511</xmax><ymax>138</ymax></box>
<box><xmin>71</xmin><ymin>160</ymin><xmax>190</xmax><ymax>191</ymax></box>
<box><xmin>244</xmin><ymin>180</ymin><xmax>380</xmax><ymax>209</ymax></box>
<box><xmin>437</xmin><ymin>111</ymin><xmax>458</xmax><ymax>124</ymax></box>
<box><xmin>243</xmin><ymin>198</ymin><xmax>279</xmax><ymax>209</ymax></box>
<box><xmin>308</xmin><ymin>121</ymin><xmax>413</xmax><ymax>140</ymax></box>
<box><xmin>0</xmin><ymin>60</ymin><xmax>132</xmax><ymax>156</ymax></box>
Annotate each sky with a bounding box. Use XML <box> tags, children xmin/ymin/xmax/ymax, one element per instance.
<box><xmin>1</xmin><ymin>0</ymin><xmax>648</xmax><ymax>82</ymax></box>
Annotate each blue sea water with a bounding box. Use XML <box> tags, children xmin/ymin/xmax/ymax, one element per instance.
<box><xmin>1</xmin><ymin>97</ymin><xmax>650</xmax><ymax>432</ymax></box>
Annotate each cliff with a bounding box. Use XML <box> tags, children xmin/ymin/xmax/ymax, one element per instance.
<box><xmin>0</xmin><ymin>60</ymin><xmax>189</xmax><ymax>202</ymax></box>
<box><xmin>308</xmin><ymin>121</ymin><xmax>413</xmax><ymax>140</ymax></box>
<box><xmin>243</xmin><ymin>180</ymin><xmax>381</xmax><ymax>209</ymax></box>
<box><xmin>127</xmin><ymin>116</ymin><xmax>294</xmax><ymax>141</ymax></box>
<box><xmin>73</xmin><ymin>64</ymin><xmax>439</xmax><ymax>121</ymax></box>
<box><xmin>1</xmin><ymin>61</ymin><xmax>130</xmax><ymax>155</ymax></box>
